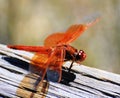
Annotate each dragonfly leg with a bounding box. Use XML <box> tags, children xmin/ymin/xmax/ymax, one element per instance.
<box><xmin>68</xmin><ymin>60</ymin><xmax>74</xmax><ymax>73</ymax></box>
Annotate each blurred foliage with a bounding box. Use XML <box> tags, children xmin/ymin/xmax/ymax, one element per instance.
<box><xmin>0</xmin><ymin>0</ymin><xmax>120</xmax><ymax>74</ymax></box>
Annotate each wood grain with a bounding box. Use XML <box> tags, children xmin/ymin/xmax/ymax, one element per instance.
<box><xmin>0</xmin><ymin>44</ymin><xmax>120</xmax><ymax>98</ymax></box>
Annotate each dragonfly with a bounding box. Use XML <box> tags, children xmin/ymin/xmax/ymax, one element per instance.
<box><xmin>7</xmin><ymin>18</ymin><xmax>99</xmax><ymax>82</ymax></box>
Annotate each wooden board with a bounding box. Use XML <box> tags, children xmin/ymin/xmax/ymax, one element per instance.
<box><xmin>0</xmin><ymin>44</ymin><xmax>120</xmax><ymax>98</ymax></box>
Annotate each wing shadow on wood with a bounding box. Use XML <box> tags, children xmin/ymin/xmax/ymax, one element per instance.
<box><xmin>2</xmin><ymin>56</ymin><xmax>76</xmax><ymax>85</ymax></box>
<box><xmin>2</xmin><ymin>56</ymin><xmax>29</xmax><ymax>70</ymax></box>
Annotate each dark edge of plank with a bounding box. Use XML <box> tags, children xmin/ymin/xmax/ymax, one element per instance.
<box><xmin>0</xmin><ymin>44</ymin><xmax>120</xmax><ymax>98</ymax></box>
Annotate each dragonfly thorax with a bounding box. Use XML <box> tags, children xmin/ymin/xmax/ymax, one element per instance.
<box><xmin>64</xmin><ymin>45</ymin><xmax>86</xmax><ymax>63</ymax></box>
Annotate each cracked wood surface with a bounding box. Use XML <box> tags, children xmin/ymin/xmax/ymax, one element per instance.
<box><xmin>0</xmin><ymin>44</ymin><xmax>120</xmax><ymax>98</ymax></box>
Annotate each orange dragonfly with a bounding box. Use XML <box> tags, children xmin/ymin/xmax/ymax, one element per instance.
<box><xmin>8</xmin><ymin>18</ymin><xmax>99</xmax><ymax>82</ymax></box>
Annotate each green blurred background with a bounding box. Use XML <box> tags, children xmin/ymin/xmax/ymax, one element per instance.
<box><xmin>0</xmin><ymin>0</ymin><xmax>120</xmax><ymax>74</ymax></box>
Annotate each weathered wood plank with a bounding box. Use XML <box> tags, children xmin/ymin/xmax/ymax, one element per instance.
<box><xmin>0</xmin><ymin>44</ymin><xmax>120</xmax><ymax>98</ymax></box>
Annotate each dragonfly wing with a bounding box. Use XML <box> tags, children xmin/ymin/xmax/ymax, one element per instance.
<box><xmin>44</xmin><ymin>24</ymin><xmax>87</xmax><ymax>46</ymax></box>
<box><xmin>44</xmin><ymin>33</ymin><xmax>65</xmax><ymax>47</ymax></box>
<box><xmin>58</xmin><ymin>18</ymin><xmax>99</xmax><ymax>44</ymax></box>
<box><xmin>44</xmin><ymin>18</ymin><xmax>98</xmax><ymax>47</ymax></box>
<box><xmin>58</xmin><ymin>24</ymin><xmax>87</xmax><ymax>44</ymax></box>
<box><xmin>31</xmin><ymin>46</ymin><xmax>65</xmax><ymax>82</ymax></box>
<box><xmin>30</xmin><ymin>53</ymin><xmax>50</xmax><ymax>97</ymax></box>
<box><xmin>30</xmin><ymin>53</ymin><xmax>50</xmax><ymax>77</ymax></box>
<box><xmin>46</xmin><ymin>47</ymin><xmax>65</xmax><ymax>82</ymax></box>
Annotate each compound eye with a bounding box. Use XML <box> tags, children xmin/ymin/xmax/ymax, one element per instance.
<box><xmin>79</xmin><ymin>50</ymin><xmax>84</xmax><ymax>54</ymax></box>
<box><xmin>76</xmin><ymin>50</ymin><xmax>86</xmax><ymax>62</ymax></box>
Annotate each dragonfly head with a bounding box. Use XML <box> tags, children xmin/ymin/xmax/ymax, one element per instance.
<box><xmin>75</xmin><ymin>50</ymin><xmax>86</xmax><ymax>63</ymax></box>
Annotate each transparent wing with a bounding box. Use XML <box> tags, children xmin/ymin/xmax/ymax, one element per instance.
<box><xmin>44</xmin><ymin>18</ymin><xmax>99</xmax><ymax>47</ymax></box>
<box><xmin>31</xmin><ymin>46</ymin><xmax>65</xmax><ymax>82</ymax></box>
<box><xmin>30</xmin><ymin>53</ymin><xmax>50</xmax><ymax>97</ymax></box>
<box><xmin>58</xmin><ymin>18</ymin><xmax>99</xmax><ymax>44</ymax></box>
<box><xmin>45</xmin><ymin>47</ymin><xmax>65</xmax><ymax>82</ymax></box>
<box><xmin>44</xmin><ymin>33</ymin><xmax>65</xmax><ymax>47</ymax></box>
<box><xmin>31</xmin><ymin>53</ymin><xmax>50</xmax><ymax>77</ymax></box>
